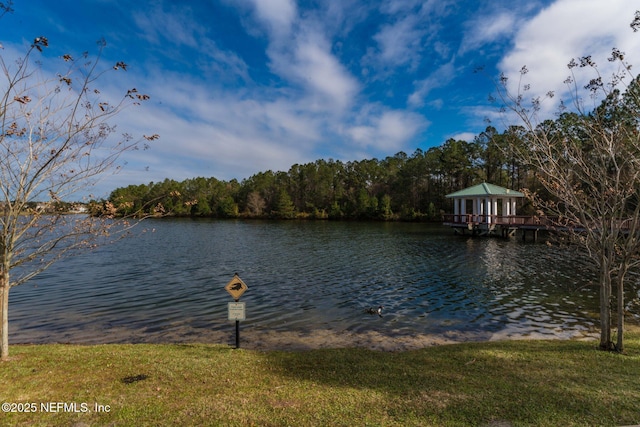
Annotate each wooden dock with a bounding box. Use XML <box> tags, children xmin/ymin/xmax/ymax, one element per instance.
<box><xmin>443</xmin><ymin>214</ymin><xmax>635</xmax><ymax>241</ymax></box>
<box><xmin>442</xmin><ymin>214</ymin><xmax>555</xmax><ymax>241</ymax></box>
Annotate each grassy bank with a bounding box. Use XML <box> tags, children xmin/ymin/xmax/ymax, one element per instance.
<box><xmin>2</xmin><ymin>330</ymin><xmax>640</xmax><ymax>426</ymax></box>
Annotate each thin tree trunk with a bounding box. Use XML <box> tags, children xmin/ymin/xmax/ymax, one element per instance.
<box><xmin>1</xmin><ymin>272</ymin><xmax>8</xmax><ymax>360</ymax></box>
<box><xmin>599</xmin><ymin>266</ymin><xmax>612</xmax><ymax>350</ymax></box>
<box><xmin>616</xmin><ymin>272</ymin><xmax>625</xmax><ymax>352</ymax></box>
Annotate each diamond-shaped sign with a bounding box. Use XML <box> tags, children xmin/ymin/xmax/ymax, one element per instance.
<box><xmin>225</xmin><ymin>274</ymin><xmax>248</xmax><ymax>300</ymax></box>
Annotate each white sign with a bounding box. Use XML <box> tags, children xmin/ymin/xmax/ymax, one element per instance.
<box><xmin>228</xmin><ymin>302</ymin><xmax>246</xmax><ymax>321</ymax></box>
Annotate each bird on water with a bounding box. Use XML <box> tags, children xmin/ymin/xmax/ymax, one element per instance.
<box><xmin>365</xmin><ymin>306</ymin><xmax>383</xmax><ymax>317</ymax></box>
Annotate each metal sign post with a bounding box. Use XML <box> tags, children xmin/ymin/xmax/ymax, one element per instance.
<box><xmin>225</xmin><ymin>274</ymin><xmax>248</xmax><ymax>349</ymax></box>
<box><xmin>228</xmin><ymin>301</ymin><xmax>245</xmax><ymax>348</ymax></box>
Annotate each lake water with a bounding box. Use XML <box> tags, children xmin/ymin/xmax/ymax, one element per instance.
<box><xmin>9</xmin><ymin>219</ymin><xmax>628</xmax><ymax>350</ymax></box>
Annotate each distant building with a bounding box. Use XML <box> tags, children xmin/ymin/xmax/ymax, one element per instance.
<box><xmin>70</xmin><ymin>204</ymin><xmax>88</xmax><ymax>214</ymax></box>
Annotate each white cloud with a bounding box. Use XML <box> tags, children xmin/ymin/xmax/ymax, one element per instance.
<box><xmin>93</xmin><ymin>68</ymin><xmax>320</xmax><ymax>193</ymax></box>
<box><xmin>249</xmin><ymin>0</ymin><xmax>297</xmax><ymax>39</ymax></box>
<box><xmin>408</xmin><ymin>60</ymin><xmax>457</xmax><ymax>107</ymax></box>
<box><xmin>287</xmin><ymin>34</ymin><xmax>360</xmax><ymax>111</ymax></box>
<box><xmin>380</xmin><ymin>0</ymin><xmax>447</xmax><ymax>17</ymax></box>
<box><xmin>378</xmin><ymin>110</ymin><xmax>424</xmax><ymax>142</ymax></box>
<box><xmin>365</xmin><ymin>0</ymin><xmax>453</xmax><ymax>76</ymax></box>
<box><xmin>498</xmin><ymin>0</ymin><xmax>640</xmax><ymax>117</ymax></box>
<box><xmin>449</xmin><ymin>132</ymin><xmax>477</xmax><ymax>142</ymax></box>
<box><xmin>344</xmin><ymin>107</ymin><xmax>428</xmax><ymax>152</ymax></box>
<box><xmin>131</xmin><ymin>5</ymin><xmax>251</xmax><ymax>84</ymax></box>
<box><xmin>234</xmin><ymin>1</ymin><xmax>360</xmax><ymax>113</ymax></box>
<box><xmin>373</xmin><ymin>14</ymin><xmax>425</xmax><ymax>69</ymax></box>
<box><xmin>133</xmin><ymin>5</ymin><xmax>201</xmax><ymax>48</ymax></box>
<box><xmin>111</xmin><ymin>98</ymin><xmax>313</xmax><ymax>192</ymax></box>
<box><xmin>459</xmin><ymin>12</ymin><xmax>517</xmax><ymax>55</ymax></box>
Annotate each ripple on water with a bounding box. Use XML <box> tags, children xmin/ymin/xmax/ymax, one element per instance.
<box><xmin>8</xmin><ymin>220</ymin><xmax>612</xmax><ymax>348</ymax></box>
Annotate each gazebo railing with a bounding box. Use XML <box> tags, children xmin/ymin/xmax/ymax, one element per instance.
<box><xmin>443</xmin><ymin>214</ymin><xmax>635</xmax><ymax>231</ymax></box>
<box><xmin>442</xmin><ymin>214</ymin><xmax>554</xmax><ymax>226</ymax></box>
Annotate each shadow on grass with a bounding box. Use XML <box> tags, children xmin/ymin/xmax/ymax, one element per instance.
<box><xmin>258</xmin><ymin>339</ymin><xmax>640</xmax><ymax>426</ymax></box>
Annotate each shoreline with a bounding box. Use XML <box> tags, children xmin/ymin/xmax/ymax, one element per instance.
<box><xmin>11</xmin><ymin>327</ymin><xmax>600</xmax><ymax>352</ymax></box>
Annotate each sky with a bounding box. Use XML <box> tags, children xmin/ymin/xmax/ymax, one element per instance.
<box><xmin>2</xmin><ymin>0</ymin><xmax>640</xmax><ymax>199</ymax></box>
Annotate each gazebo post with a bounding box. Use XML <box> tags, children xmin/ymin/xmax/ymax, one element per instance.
<box><xmin>454</xmin><ymin>198</ymin><xmax>460</xmax><ymax>222</ymax></box>
<box><xmin>485</xmin><ymin>197</ymin><xmax>491</xmax><ymax>224</ymax></box>
<box><xmin>461</xmin><ymin>199</ymin><xmax>466</xmax><ymax>223</ymax></box>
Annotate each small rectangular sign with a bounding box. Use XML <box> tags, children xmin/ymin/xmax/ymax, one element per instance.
<box><xmin>228</xmin><ymin>302</ymin><xmax>246</xmax><ymax>321</ymax></box>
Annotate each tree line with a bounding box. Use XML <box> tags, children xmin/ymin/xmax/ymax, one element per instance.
<box><xmin>99</xmin><ymin>125</ymin><xmax>543</xmax><ymax>221</ymax></box>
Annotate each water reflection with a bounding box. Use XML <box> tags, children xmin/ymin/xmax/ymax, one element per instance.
<box><xmin>8</xmin><ymin>220</ymin><xmax>620</xmax><ymax>349</ymax></box>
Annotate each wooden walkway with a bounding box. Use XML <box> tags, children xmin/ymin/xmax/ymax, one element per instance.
<box><xmin>442</xmin><ymin>214</ymin><xmax>557</xmax><ymax>241</ymax></box>
<box><xmin>443</xmin><ymin>214</ymin><xmax>635</xmax><ymax>241</ymax></box>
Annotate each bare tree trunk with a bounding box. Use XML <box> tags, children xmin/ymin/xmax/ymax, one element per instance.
<box><xmin>616</xmin><ymin>272</ymin><xmax>625</xmax><ymax>352</ymax></box>
<box><xmin>1</xmin><ymin>272</ymin><xmax>8</xmax><ymax>360</ymax></box>
<box><xmin>599</xmin><ymin>266</ymin><xmax>612</xmax><ymax>350</ymax></box>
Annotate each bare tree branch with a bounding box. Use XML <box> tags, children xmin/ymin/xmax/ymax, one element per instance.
<box><xmin>0</xmin><ymin>38</ymin><xmax>157</xmax><ymax>360</ymax></box>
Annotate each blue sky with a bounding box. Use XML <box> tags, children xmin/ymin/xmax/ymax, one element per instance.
<box><xmin>2</xmin><ymin>0</ymin><xmax>639</xmax><ymax>199</ymax></box>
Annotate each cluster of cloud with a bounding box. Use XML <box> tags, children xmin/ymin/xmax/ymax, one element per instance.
<box><xmin>3</xmin><ymin>0</ymin><xmax>640</xmax><ymax>198</ymax></box>
<box><xmin>496</xmin><ymin>0</ymin><xmax>640</xmax><ymax>120</ymax></box>
<box><xmin>112</xmin><ymin>0</ymin><xmax>438</xmax><ymax>192</ymax></box>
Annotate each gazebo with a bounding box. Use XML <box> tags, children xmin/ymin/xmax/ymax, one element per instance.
<box><xmin>443</xmin><ymin>182</ymin><xmax>525</xmax><ymax>236</ymax></box>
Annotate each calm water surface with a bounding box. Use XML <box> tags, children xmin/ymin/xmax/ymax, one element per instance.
<box><xmin>10</xmin><ymin>219</ymin><xmax>616</xmax><ymax>348</ymax></box>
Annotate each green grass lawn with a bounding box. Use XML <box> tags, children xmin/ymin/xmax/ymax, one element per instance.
<box><xmin>2</xmin><ymin>329</ymin><xmax>640</xmax><ymax>426</ymax></box>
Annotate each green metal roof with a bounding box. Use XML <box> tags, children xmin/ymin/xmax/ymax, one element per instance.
<box><xmin>445</xmin><ymin>182</ymin><xmax>524</xmax><ymax>198</ymax></box>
